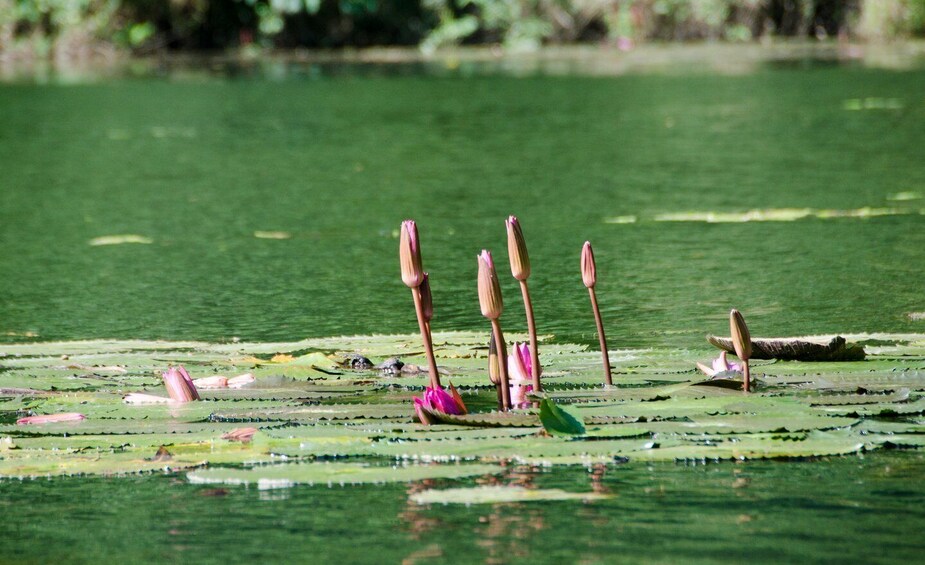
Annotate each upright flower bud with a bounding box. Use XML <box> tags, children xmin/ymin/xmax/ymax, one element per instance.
<box><xmin>581</xmin><ymin>241</ymin><xmax>596</xmax><ymax>288</ymax></box>
<box><xmin>729</xmin><ymin>309</ymin><xmax>752</xmax><ymax>361</ymax></box>
<box><xmin>488</xmin><ymin>330</ymin><xmax>500</xmax><ymax>385</ymax></box>
<box><xmin>419</xmin><ymin>273</ymin><xmax>433</xmax><ymax>322</ymax></box>
<box><xmin>477</xmin><ymin>250</ymin><xmax>503</xmax><ymax>319</ymax></box>
<box><xmin>399</xmin><ymin>220</ymin><xmax>424</xmax><ymax>288</ymax></box>
<box><xmin>505</xmin><ymin>216</ymin><xmax>531</xmax><ymax>281</ymax></box>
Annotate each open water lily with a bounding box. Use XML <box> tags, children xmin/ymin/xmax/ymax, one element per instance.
<box><xmin>413</xmin><ymin>384</ymin><xmax>467</xmax><ymax>425</ymax></box>
<box><xmin>696</xmin><ymin>351</ymin><xmax>742</xmax><ymax>378</ymax></box>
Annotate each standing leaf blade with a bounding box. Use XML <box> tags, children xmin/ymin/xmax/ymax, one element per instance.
<box><xmin>539</xmin><ymin>398</ymin><xmax>586</xmax><ymax>436</ymax></box>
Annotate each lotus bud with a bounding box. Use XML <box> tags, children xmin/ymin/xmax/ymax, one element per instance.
<box><xmin>581</xmin><ymin>241</ymin><xmax>596</xmax><ymax>288</ymax></box>
<box><xmin>505</xmin><ymin>216</ymin><xmax>531</xmax><ymax>281</ymax></box>
<box><xmin>477</xmin><ymin>250</ymin><xmax>503</xmax><ymax>319</ymax></box>
<box><xmin>399</xmin><ymin>220</ymin><xmax>424</xmax><ymax>288</ymax></box>
<box><xmin>228</xmin><ymin>373</ymin><xmax>255</xmax><ymax>389</ymax></box>
<box><xmin>729</xmin><ymin>309</ymin><xmax>752</xmax><ymax>361</ymax></box>
<box><xmin>163</xmin><ymin>366</ymin><xmax>200</xmax><ymax>403</ymax></box>
<box><xmin>419</xmin><ymin>272</ymin><xmax>433</xmax><ymax>322</ymax></box>
<box><xmin>488</xmin><ymin>331</ymin><xmax>500</xmax><ymax>385</ymax></box>
<box><xmin>193</xmin><ymin>376</ymin><xmax>229</xmax><ymax>389</ymax></box>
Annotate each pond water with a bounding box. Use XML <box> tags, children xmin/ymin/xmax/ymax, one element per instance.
<box><xmin>2</xmin><ymin>47</ymin><xmax>925</xmax><ymax>563</ymax></box>
<box><xmin>1</xmin><ymin>49</ymin><xmax>924</xmax><ymax>348</ymax></box>
<box><xmin>2</xmin><ymin>453</ymin><xmax>924</xmax><ymax>564</ymax></box>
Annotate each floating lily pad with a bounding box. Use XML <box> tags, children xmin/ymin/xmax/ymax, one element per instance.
<box><xmin>186</xmin><ymin>461</ymin><xmax>500</xmax><ymax>488</ymax></box>
<box><xmin>410</xmin><ymin>485</ymin><xmax>610</xmax><ymax>505</ymax></box>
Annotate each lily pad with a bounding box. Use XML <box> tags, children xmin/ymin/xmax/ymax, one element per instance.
<box><xmin>186</xmin><ymin>461</ymin><xmax>500</xmax><ymax>488</ymax></box>
<box><xmin>410</xmin><ymin>485</ymin><xmax>610</xmax><ymax>505</ymax></box>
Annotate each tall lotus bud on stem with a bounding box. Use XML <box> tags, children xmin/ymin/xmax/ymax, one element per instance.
<box><xmin>581</xmin><ymin>241</ymin><xmax>597</xmax><ymax>289</ymax></box>
<box><xmin>419</xmin><ymin>273</ymin><xmax>433</xmax><ymax>323</ymax></box>
<box><xmin>478</xmin><ymin>250</ymin><xmax>510</xmax><ymax>410</ymax></box>
<box><xmin>730</xmin><ymin>309</ymin><xmax>752</xmax><ymax>392</ymax></box>
<box><xmin>477</xmin><ymin>250</ymin><xmax>503</xmax><ymax>319</ymax></box>
<box><xmin>506</xmin><ymin>216</ymin><xmax>531</xmax><ymax>281</ymax></box>
<box><xmin>399</xmin><ymin>220</ymin><xmax>440</xmax><ymax>389</ymax></box>
<box><xmin>399</xmin><ymin>220</ymin><xmax>424</xmax><ymax>288</ymax></box>
<box><xmin>506</xmin><ymin>215</ymin><xmax>541</xmax><ymax>392</ymax></box>
<box><xmin>582</xmin><ymin>241</ymin><xmax>612</xmax><ymax>386</ymax></box>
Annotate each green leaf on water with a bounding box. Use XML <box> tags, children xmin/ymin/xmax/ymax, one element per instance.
<box><xmin>539</xmin><ymin>398</ymin><xmax>586</xmax><ymax>436</ymax></box>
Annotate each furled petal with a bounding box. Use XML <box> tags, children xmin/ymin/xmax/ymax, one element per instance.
<box><xmin>194</xmin><ymin>376</ymin><xmax>229</xmax><ymax>388</ymax></box>
<box><xmin>508</xmin><ymin>344</ymin><xmax>531</xmax><ymax>384</ymax></box>
<box><xmin>227</xmin><ymin>373</ymin><xmax>256</xmax><ymax>389</ymax></box>
<box><xmin>176</xmin><ymin>366</ymin><xmax>201</xmax><ymax>400</ymax></box>
<box><xmin>510</xmin><ymin>384</ymin><xmax>534</xmax><ymax>408</ymax></box>
<box><xmin>425</xmin><ymin>386</ymin><xmax>463</xmax><ymax>415</ymax></box>
<box><xmin>16</xmin><ymin>413</ymin><xmax>85</xmax><ymax>425</ymax></box>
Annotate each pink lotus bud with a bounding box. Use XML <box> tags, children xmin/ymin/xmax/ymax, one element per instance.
<box><xmin>228</xmin><ymin>373</ymin><xmax>256</xmax><ymax>388</ymax></box>
<box><xmin>581</xmin><ymin>241</ymin><xmax>596</xmax><ymax>288</ymax></box>
<box><xmin>17</xmin><ymin>413</ymin><xmax>85</xmax><ymax>425</ymax></box>
<box><xmin>477</xmin><ymin>250</ymin><xmax>503</xmax><ymax>319</ymax></box>
<box><xmin>193</xmin><ymin>376</ymin><xmax>229</xmax><ymax>389</ymax></box>
<box><xmin>507</xmin><ymin>343</ymin><xmax>531</xmax><ymax>384</ymax></box>
<box><xmin>162</xmin><ymin>366</ymin><xmax>200</xmax><ymax>403</ymax></box>
<box><xmin>419</xmin><ymin>273</ymin><xmax>433</xmax><ymax>322</ymax></box>
<box><xmin>505</xmin><ymin>216</ymin><xmax>531</xmax><ymax>281</ymax></box>
<box><xmin>399</xmin><ymin>220</ymin><xmax>424</xmax><ymax>288</ymax></box>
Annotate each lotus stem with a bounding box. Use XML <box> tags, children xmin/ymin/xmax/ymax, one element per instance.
<box><xmin>742</xmin><ymin>361</ymin><xmax>751</xmax><ymax>392</ymax></box>
<box><xmin>412</xmin><ymin>287</ymin><xmax>441</xmax><ymax>389</ymax></box>
<box><xmin>490</xmin><ymin>319</ymin><xmax>511</xmax><ymax>410</ymax></box>
<box><xmin>588</xmin><ymin>287</ymin><xmax>612</xmax><ymax>386</ymax></box>
<box><xmin>518</xmin><ymin>279</ymin><xmax>542</xmax><ymax>392</ymax></box>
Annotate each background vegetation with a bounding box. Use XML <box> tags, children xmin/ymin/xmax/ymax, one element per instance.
<box><xmin>1</xmin><ymin>0</ymin><xmax>925</xmax><ymax>62</ymax></box>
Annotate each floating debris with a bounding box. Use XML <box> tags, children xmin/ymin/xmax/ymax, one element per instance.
<box><xmin>89</xmin><ymin>234</ymin><xmax>153</xmax><ymax>246</ymax></box>
<box><xmin>254</xmin><ymin>231</ymin><xmax>292</xmax><ymax>240</ymax></box>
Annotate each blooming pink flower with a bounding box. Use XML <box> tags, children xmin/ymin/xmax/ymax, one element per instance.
<box><xmin>508</xmin><ymin>343</ymin><xmax>536</xmax><ymax>408</ymax></box>
<box><xmin>413</xmin><ymin>384</ymin><xmax>467</xmax><ymax>424</ymax></box>
<box><xmin>697</xmin><ymin>351</ymin><xmax>743</xmax><ymax>378</ymax></box>
<box><xmin>17</xmin><ymin>412</ymin><xmax>85</xmax><ymax>425</ymax></box>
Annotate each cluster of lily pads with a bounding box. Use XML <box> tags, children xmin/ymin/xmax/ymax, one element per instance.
<box><xmin>1</xmin><ymin>330</ymin><xmax>924</xmax><ymax>490</ymax></box>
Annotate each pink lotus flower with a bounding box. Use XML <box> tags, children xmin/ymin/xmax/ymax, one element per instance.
<box><xmin>696</xmin><ymin>351</ymin><xmax>743</xmax><ymax>378</ymax></box>
<box><xmin>508</xmin><ymin>343</ymin><xmax>535</xmax><ymax>408</ymax></box>
<box><xmin>17</xmin><ymin>412</ymin><xmax>85</xmax><ymax>425</ymax></box>
<box><xmin>413</xmin><ymin>384</ymin><xmax>467</xmax><ymax>425</ymax></box>
<box><xmin>162</xmin><ymin>366</ymin><xmax>200</xmax><ymax>402</ymax></box>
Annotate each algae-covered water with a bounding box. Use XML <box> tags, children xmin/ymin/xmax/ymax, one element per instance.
<box><xmin>2</xmin><ymin>48</ymin><xmax>925</xmax><ymax>563</ymax></box>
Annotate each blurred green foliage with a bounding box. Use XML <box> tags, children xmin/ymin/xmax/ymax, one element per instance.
<box><xmin>1</xmin><ymin>0</ymin><xmax>924</xmax><ymax>60</ymax></box>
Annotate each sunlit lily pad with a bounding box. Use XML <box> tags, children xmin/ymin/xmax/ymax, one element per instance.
<box><xmin>186</xmin><ymin>462</ymin><xmax>500</xmax><ymax>488</ymax></box>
